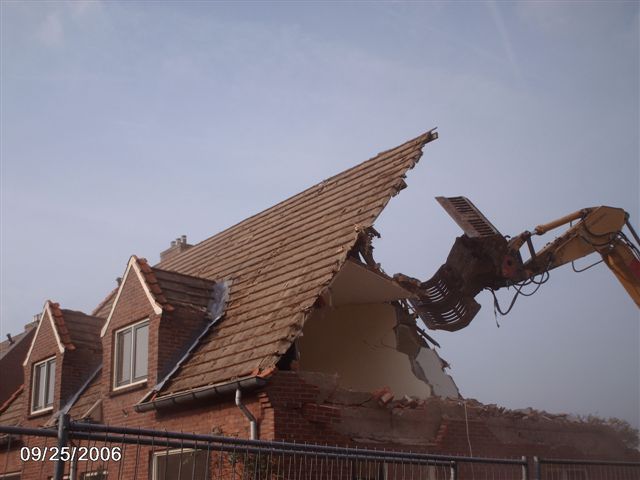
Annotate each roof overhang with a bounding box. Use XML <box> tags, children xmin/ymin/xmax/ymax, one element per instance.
<box><xmin>323</xmin><ymin>258</ymin><xmax>416</xmax><ymax>306</ymax></box>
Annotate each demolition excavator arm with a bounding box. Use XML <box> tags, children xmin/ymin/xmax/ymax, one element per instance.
<box><xmin>395</xmin><ymin>197</ymin><xmax>640</xmax><ymax>332</ymax></box>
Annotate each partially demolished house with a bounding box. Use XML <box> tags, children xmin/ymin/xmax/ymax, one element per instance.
<box><xmin>0</xmin><ymin>130</ymin><xmax>637</xmax><ymax>479</ymax></box>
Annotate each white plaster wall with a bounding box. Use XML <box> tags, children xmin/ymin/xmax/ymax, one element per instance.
<box><xmin>298</xmin><ymin>304</ymin><xmax>434</xmax><ymax>397</ymax></box>
<box><xmin>414</xmin><ymin>349</ymin><xmax>459</xmax><ymax>399</ymax></box>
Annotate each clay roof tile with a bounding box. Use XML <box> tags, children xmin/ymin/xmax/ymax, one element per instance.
<box><xmin>150</xmin><ymin>129</ymin><xmax>438</xmax><ymax>398</ymax></box>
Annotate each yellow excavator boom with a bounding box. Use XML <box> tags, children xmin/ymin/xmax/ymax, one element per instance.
<box><xmin>521</xmin><ymin>206</ymin><xmax>640</xmax><ymax>308</ymax></box>
<box><xmin>401</xmin><ymin>198</ymin><xmax>640</xmax><ymax>332</ymax></box>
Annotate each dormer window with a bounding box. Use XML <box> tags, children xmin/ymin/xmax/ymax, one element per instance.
<box><xmin>32</xmin><ymin>356</ymin><xmax>55</xmax><ymax>413</ymax></box>
<box><xmin>114</xmin><ymin>319</ymin><xmax>149</xmax><ymax>389</ymax></box>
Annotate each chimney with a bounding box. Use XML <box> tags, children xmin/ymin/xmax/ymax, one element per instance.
<box><xmin>160</xmin><ymin>234</ymin><xmax>193</xmax><ymax>263</ymax></box>
<box><xmin>24</xmin><ymin>313</ymin><xmax>40</xmax><ymax>332</ymax></box>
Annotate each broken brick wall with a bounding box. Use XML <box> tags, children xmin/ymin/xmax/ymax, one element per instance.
<box><xmin>265</xmin><ymin>370</ymin><xmax>640</xmax><ymax>460</ymax></box>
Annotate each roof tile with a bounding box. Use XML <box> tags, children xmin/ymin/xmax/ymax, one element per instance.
<box><xmin>152</xmin><ymin>130</ymin><xmax>437</xmax><ymax>397</ymax></box>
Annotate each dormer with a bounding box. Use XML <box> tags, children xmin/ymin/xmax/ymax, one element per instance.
<box><xmin>101</xmin><ymin>256</ymin><xmax>220</xmax><ymax>397</ymax></box>
<box><xmin>22</xmin><ymin>301</ymin><xmax>103</xmax><ymax>417</ymax></box>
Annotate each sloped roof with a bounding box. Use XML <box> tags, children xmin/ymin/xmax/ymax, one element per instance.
<box><xmin>61</xmin><ymin>310</ymin><xmax>104</xmax><ymax>350</ymax></box>
<box><xmin>153</xmin><ymin>129</ymin><xmax>438</xmax><ymax>397</ymax></box>
<box><xmin>100</xmin><ymin>256</ymin><xmax>219</xmax><ymax>336</ymax></box>
<box><xmin>24</xmin><ymin>301</ymin><xmax>104</xmax><ymax>365</ymax></box>
<box><xmin>0</xmin><ymin>322</ymin><xmax>36</xmax><ymax>361</ymax></box>
<box><xmin>92</xmin><ymin>288</ymin><xmax>118</xmax><ymax>318</ymax></box>
<box><xmin>0</xmin><ymin>386</ymin><xmax>24</xmax><ymax>426</ymax></box>
<box><xmin>67</xmin><ymin>369</ymin><xmax>102</xmax><ymax>421</ymax></box>
<box><xmin>135</xmin><ymin>257</ymin><xmax>218</xmax><ymax>313</ymax></box>
<box><xmin>152</xmin><ymin>268</ymin><xmax>219</xmax><ymax>312</ymax></box>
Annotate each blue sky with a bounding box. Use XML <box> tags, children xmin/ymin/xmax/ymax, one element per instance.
<box><xmin>1</xmin><ymin>1</ymin><xmax>639</xmax><ymax>428</ymax></box>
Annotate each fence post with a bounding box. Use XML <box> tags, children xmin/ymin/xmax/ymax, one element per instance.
<box><xmin>54</xmin><ymin>413</ymin><xmax>70</xmax><ymax>480</ymax></box>
<box><xmin>521</xmin><ymin>456</ymin><xmax>528</xmax><ymax>480</ymax></box>
<box><xmin>449</xmin><ymin>460</ymin><xmax>457</xmax><ymax>480</ymax></box>
<box><xmin>533</xmin><ymin>456</ymin><xmax>541</xmax><ymax>480</ymax></box>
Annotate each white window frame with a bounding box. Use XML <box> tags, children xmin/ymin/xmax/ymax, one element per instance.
<box><xmin>81</xmin><ymin>471</ymin><xmax>108</xmax><ymax>479</ymax></box>
<box><xmin>151</xmin><ymin>448</ymin><xmax>207</xmax><ymax>480</ymax></box>
<box><xmin>112</xmin><ymin>319</ymin><xmax>149</xmax><ymax>390</ymax></box>
<box><xmin>31</xmin><ymin>356</ymin><xmax>55</xmax><ymax>414</ymax></box>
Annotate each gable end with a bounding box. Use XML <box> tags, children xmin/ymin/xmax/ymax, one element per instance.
<box><xmin>100</xmin><ymin>255</ymin><xmax>164</xmax><ymax>337</ymax></box>
<box><xmin>22</xmin><ymin>302</ymin><xmax>65</xmax><ymax>366</ymax></box>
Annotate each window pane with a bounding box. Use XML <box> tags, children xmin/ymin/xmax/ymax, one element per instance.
<box><xmin>33</xmin><ymin>363</ymin><xmax>44</xmax><ymax>410</ymax></box>
<box><xmin>46</xmin><ymin>360</ymin><xmax>55</xmax><ymax>407</ymax></box>
<box><xmin>154</xmin><ymin>451</ymin><xmax>207</xmax><ymax>480</ymax></box>
<box><xmin>116</xmin><ymin>329</ymin><xmax>132</xmax><ymax>386</ymax></box>
<box><xmin>133</xmin><ymin>323</ymin><xmax>148</xmax><ymax>381</ymax></box>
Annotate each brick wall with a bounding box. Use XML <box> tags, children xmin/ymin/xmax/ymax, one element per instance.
<box><xmin>155</xmin><ymin>305</ymin><xmax>208</xmax><ymax>381</ymax></box>
<box><xmin>101</xmin><ymin>271</ymin><xmax>158</xmax><ymax>396</ymax></box>
<box><xmin>263</xmin><ymin>370</ymin><xmax>638</xmax><ymax>460</ymax></box>
<box><xmin>3</xmin><ymin>271</ymin><xmax>638</xmax><ymax>479</ymax></box>
<box><xmin>22</xmin><ymin>309</ymin><xmax>61</xmax><ymax>424</ymax></box>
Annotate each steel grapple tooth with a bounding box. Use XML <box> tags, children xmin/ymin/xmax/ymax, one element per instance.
<box><xmin>410</xmin><ymin>265</ymin><xmax>482</xmax><ymax>331</ymax></box>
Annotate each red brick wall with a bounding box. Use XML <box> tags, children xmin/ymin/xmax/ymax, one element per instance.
<box><xmin>156</xmin><ymin>306</ymin><xmax>208</xmax><ymax>381</ymax></box>
<box><xmin>3</xmin><ymin>273</ymin><xmax>638</xmax><ymax>478</ymax></box>
<box><xmin>101</xmin><ymin>270</ymin><xmax>158</xmax><ymax>397</ymax></box>
<box><xmin>23</xmin><ymin>309</ymin><xmax>62</xmax><ymax>424</ymax></box>
<box><xmin>266</xmin><ymin>371</ymin><xmax>351</xmax><ymax>445</ymax></box>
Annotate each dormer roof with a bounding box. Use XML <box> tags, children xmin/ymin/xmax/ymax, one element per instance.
<box><xmin>100</xmin><ymin>256</ymin><xmax>218</xmax><ymax>336</ymax></box>
<box><xmin>22</xmin><ymin>301</ymin><xmax>104</xmax><ymax>366</ymax></box>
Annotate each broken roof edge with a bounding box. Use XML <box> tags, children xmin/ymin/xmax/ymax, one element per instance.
<box><xmin>281</xmin><ymin>131</ymin><xmax>440</xmax><ymax>349</ymax></box>
<box><xmin>135</xmin><ymin>375</ymin><xmax>267</xmax><ymax>412</ymax></box>
<box><xmin>160</xmin><ymin>128</ymin><xmax>438</xmax><ymax>270</ymax></box>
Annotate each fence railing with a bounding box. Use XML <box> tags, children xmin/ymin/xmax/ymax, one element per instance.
<box><xmin>533</xmin><ymin>456</ymin><xmax>640</xmax><ymax>480</ymax></box>
<box><xmin>1</xmin><ymin>417</ymin><xmax>638</xmax><ymax>480</ymax></box>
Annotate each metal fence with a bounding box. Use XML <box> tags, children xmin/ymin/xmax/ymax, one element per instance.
<box><xmin>0</xmin><ymin>418</ymin><xmax>638</xmax><ymax>480</ymax></box>
<box><xmin>534</xmin><ymin>457</ymin><xmax>640</xmax><ymax>480</ymax></box>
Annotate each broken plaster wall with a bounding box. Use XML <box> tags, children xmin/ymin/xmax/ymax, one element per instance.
<box><xmin>297</xmin><ymin>303</ymin><xmax>458</xmax><ymax>399</ymax></box>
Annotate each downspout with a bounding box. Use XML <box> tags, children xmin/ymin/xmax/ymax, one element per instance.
<box><xmin>235</xmin><ymin>388</ymin><xmax>258</xmax><ymax>440</ymax></box>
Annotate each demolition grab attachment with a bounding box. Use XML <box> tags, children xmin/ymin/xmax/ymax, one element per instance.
<box><xmin>395</xmin><ymin>197</ymin><xmax>640</xmax><ymax>332</ymax></box>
